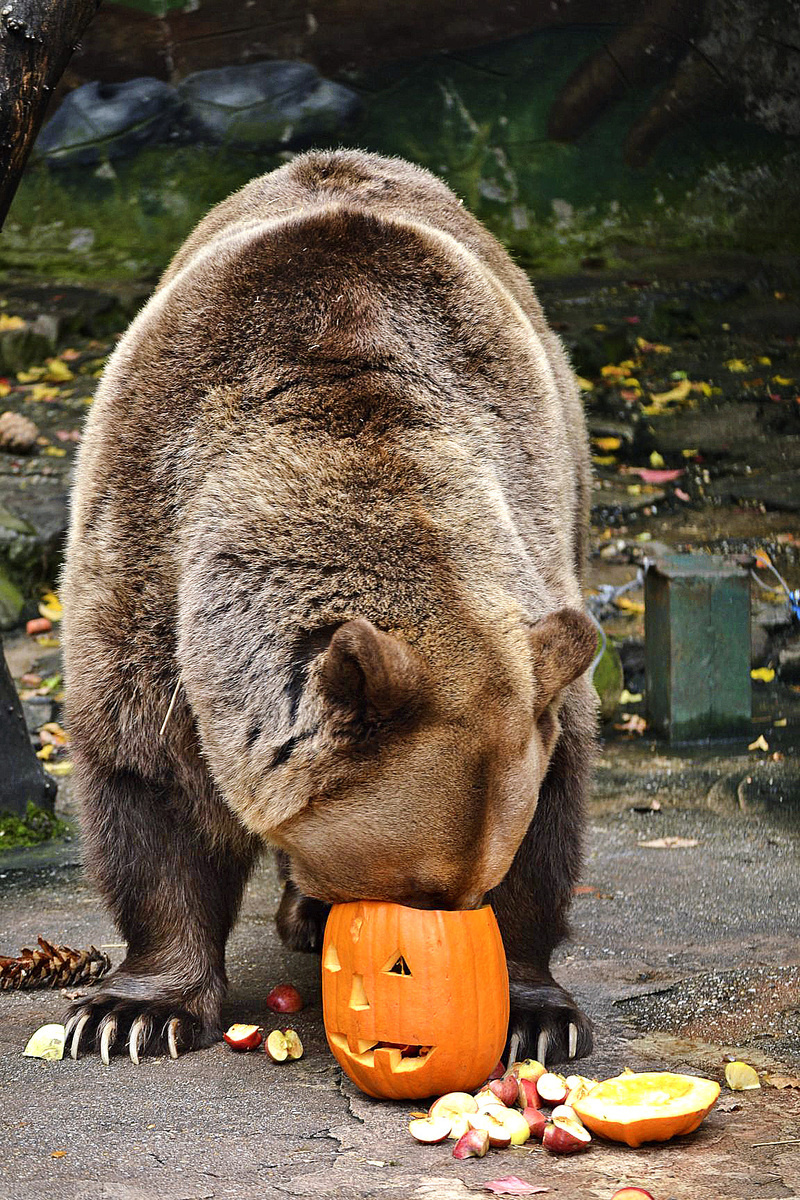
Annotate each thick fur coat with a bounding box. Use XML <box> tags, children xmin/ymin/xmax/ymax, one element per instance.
<box><xmin>62</xmin><ymin>150</ymin><xmax>597</xmax><ymax>1064</ymax></box>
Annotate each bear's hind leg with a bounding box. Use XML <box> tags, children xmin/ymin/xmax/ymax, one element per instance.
<box><xmin>65</xmin><ymin>762</ymin><xmax>258</xmax><ymax>1063</ymax></box>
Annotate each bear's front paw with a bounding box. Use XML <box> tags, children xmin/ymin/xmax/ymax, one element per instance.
<box><xmin>64</xmin><ymin>991</ymin><xmax>212</xmax><ymax>1064</ymax></box>
<box><xmin>275</xmin><ymin>880</ymin><xmax>329</xmax><ymax>954</ymax></box>
<box><xmin>505</xmin><ymin>967</ymin><xmax>593</xmax><ymax>1067</ymax></box>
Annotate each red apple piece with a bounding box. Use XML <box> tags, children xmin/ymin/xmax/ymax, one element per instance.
<box><xmin>452</xmin><ymin>1128</ymin><xmax>490</xmax><ymax>1159</ymax></box>
<box><xmin>489</xmin><ymin>1075</ymin><xmax>520</xmax><ymax>1107</ymax></box>
<box><xmin>223</xmin><ymin>1023</ymin><xmax>263</xmax><ymax>1051</ymax></box>
<box><xmin>468</xmin><ymin>1110</ymin><xmax>513</xmax><ymax>1149</ymax></box>
<box><xmin>523</xmin><ymin>1107</ymin><xmax>548</xmax><ymax>1140</ymax></box>
<box><xmin>542</xmin><ymin>1117</ymin><xmax>592</xmax><ymax>1154</ymax></box>
<box><xmin>265</xmin><ymin>983</ymin><xmax>304</xmax><ymax>1013</ymax></box>
<box><xmin>517</xmin><ymin>1077</ymin><xmax>541</xmax><ymax>1110</ymax></box>
<box><xmin>537</xmin><ymin>1072</ymin><xmax>569</xmax><ymax>1105</ymax></box>
<box><xmin>507</xmin><ymin>1059</ymin><xmax>546</xmax><ymax>1083</ymax></box>
<box><xmin>409</xmin><ymin>1116</ymin><xmax>452</xmax><ymax>1144</ymax></box>
<box><xmin>479</xmin><ymin>1104</ymin><xmax>531</xmax><ymax>1146</ymax></box>
<box><xmin>474</xmin><ymin>1086</ymin><xmax>505</xmax><ymax>1110</ymax></box>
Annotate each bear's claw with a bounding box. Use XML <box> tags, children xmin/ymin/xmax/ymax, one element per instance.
<box><xmin>65</xmin><ymin>998</ymin><xmax>200</xmax><ymax>1063</ymax></box>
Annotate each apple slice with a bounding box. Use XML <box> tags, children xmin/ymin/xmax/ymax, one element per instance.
<box><xmin>611</xmin><ymin>1190</ymin><xmax>656</xmax><ymax>1200</ymax></box>
<box><xmin>409</xmin><ymin>1116</ymin><xmax>452</xmax><ymax>1144</ymax></box>
<box><xmin>507</xmin><ymin>1059</ymin><xmax>546</xmax><ymax>1083</ymax></box>
<box><xmin>536</xmin><ymin>1072</ymin><xmax>569</xmax><ymax>1105</ymax></box>
<box><xmin>488</xmin><ymin>1076</ymin><xmax>520</xmax><ymax>1107</ymax></box>
<box><xmin>452</xmin><ymin>1128</ymin><xmax>490</xmax><ymax>1159</ymax></box>
<box><xmin>265</xmin><ymin>984</ymin><xmax>304</xmax><ymax>1013</ymax></box>
<box><xmin>474</xmin><ymin>1086</ymin><xmax>505</xmax><ymax>1111</ymax></box>
<box><xmin>223</xmin><ymin>1023</ymin><xmax>263</xmax><ymax>1051</ymax></box>
<box><xmin>523</xmin><ymin>1106</ymin><xmax>548</xmax><ymax>1140</ymax></box>
<box><xmin>551</xmin><ymin>1104</ymin><xmax>580</xmax><ymax>1123</ymax></box>
<box><xmin>480</xmin><ymin>1104</ymin><xmax>531</xmax><ymax>1146</ymax></box>
<box><xmin>448</xmin><ymin>1113</ymin><xmax>473</xmax><ymax>1140</ymax></box>
<box><xmin>429</xmin><ymin>1092</ymin><xmax>479</xmax><ymax>1124</ymax></box>
<box><xmin>542</xmin><ymin>1117</ymin><xmax>592</xmax><ymax>1154</ymax></box>
<box><xmin>517</xmin><ymin>1077</ymin><xmax>541</xmax><ymax>1110</ymax></box>
<box><xmin>265</xmin><ymin>1028</ymin><xmax>304</xmax><ymax>1061</ymax></box>
<box><xmin>468</xmin><ymin>1110</ymin><xmax>513</xmax><ymax>1149</ymax></box>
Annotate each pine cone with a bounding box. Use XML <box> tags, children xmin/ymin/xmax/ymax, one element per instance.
<box><xmin>0</xmin><ymin>937</ymin><xmax>111</xmax><ymax>990</ymax></box>
<box><xmin>0</xmin><ymin>410</ymin><xmax>39</xmax><ymax>452</ymax></box>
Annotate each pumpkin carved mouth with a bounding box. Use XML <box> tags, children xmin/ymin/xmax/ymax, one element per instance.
<box><xmin>328</xmin><ymin>1032</ymin><xmax>435</xmax><ymax>1072</ymax></box>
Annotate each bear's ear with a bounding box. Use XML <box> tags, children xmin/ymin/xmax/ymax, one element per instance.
<box><xmin>319</xmin><ymin>618</ymin><xmax>428</xmax><ymax>722</ymax></box>
<box><xmin>529</xmin><ymin>608</ymin><xmax>597</xmax><ymax>715</ymax></box>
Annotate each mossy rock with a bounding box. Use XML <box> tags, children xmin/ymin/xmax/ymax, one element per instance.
<box><xmin>593</xmin><ymin>637</ymin><xmax>624</xmax><ymax>722</ymax></box>
<box><xmin>0</xmin><ymin>565</ymin><xmax>24</xmax><ymax>630</ymax></box>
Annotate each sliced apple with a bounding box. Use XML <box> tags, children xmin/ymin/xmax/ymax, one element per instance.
<box><xmin>409</xmin><ymin>1116</ymin><xmax>452</xmax><ymax>1144</ymax></box>
<box><xmin>448</xmin><ymin>1113</ymin><xmax>473</xmax><ymax>1140</ymax></box>
<box><xmin>507</xmin><ymin>1059</ymin><xmax>546</xmax><ymax>1083</ymax></box>
<box><xmin>480</xmin><ymin>1103</ymin><xmax>531</xmax><ymax>1146</ymax></box>
<box><xmin>468</xmin><ymin>1110</ymin><xmax>513</xmax><ymax>1149</ymax></box>
<box><xmin>223</xmin><ymin>1023</ymin><xmax>263</xmax><ymax>1051</ymax></box>
<box><xmin>724</xmin><ymin>1061</ymin><xmax>761</xmax><ymax>1090</ymax></box>
<box><xmin>542</xmin><ymin>1117</ymin><xmax>592</xmax><ymax>1154</ymax></box>
<box><xmin>523</xmin><ymin>1106</ymin><xmax>549</xmax><ymax>1140</ymax></box>
<box><xmin>265</xmin><ymin>1028</ymin><xmax>304</xmax><ymax>1061</ymax></box>
<box><xmin>452</xmin><ymin>1128</ymin><xmax>490</xmax><ymax>1159</ymax></box>
<box><xmin>429</xmin><ymin>1092</ymin><xmax>479</xmax><ymax>1123</ymax></box>
<box><xmin>537</xmin><ymin>1072</ymin><xmax>569</xmax><ymax>1105</ymax></box>
<box><xmin>474</xmin><ymin>1086</ymin><xmax>505</xmax><ymax>1111</ymax></box>
<box><xmin>551</xmin><ymin>1104</ymin><xmax>580</xmax><ymax>1123</ymax></box>
<box><xmin>517</xmin><ymin>1077</ymin><xmax>541</xmax><ymax>1110</ymax></box>
<box><xmin>488</xmin><ymin>1075</ymin><xmax>520</xmax><ymax>1107</ymax></box>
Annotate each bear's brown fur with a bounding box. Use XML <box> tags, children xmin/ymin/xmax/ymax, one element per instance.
<box><xmin>62</xmin><ymin>150</ymin><xmax>597</xmax><ymax>1065</ymax></box>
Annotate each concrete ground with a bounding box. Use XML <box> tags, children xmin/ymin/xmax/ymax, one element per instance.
<box><xmin>1</xmin><ymin>738</ymin><xmax>798</xmax><ymax>1200</ymax></box>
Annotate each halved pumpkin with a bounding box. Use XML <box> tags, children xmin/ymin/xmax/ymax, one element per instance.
<box><xmin>572</xmin><ymin>1072</ymin><xmax>720</xmax><ymax>1147</ymax></box>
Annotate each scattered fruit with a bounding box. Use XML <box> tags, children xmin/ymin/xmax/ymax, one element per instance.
<box><xmin>475</xmin><ymin>1086</ymin><xmax>505</xmax><ymax>1110</ymax></box>
<box><xmin>611</xmin><ymin>1190</ymin><xmax>655</xmax><ymax>1200</ymax></box>
<box><xmin>724</xmin><ymin>1061</ymin><xmax>761</xmax><ymax>1091</ymax></box>
<box><xmin>223</xmin><ymin>1023</ymin><xmax>263</xmax><ymax>1051</ymax></box>
<box><xmin>22</xmin><ymin>1023</ymin><xmax>66</xmax><ymax>1060</ymax></box>
<box><xmin>507</xmin><ymin>1059</ymin><xmax>546</xmax><ymax>1083</ymax></box>
<box><xmin>265</xmin><ymin>1028</ymin><xmax>304</xmax><ymax>1062</ymax></box>
<box><xmin>516</xmin><ymin>1077</ymin><xmax>541</xmax><ymax>1110</ymax></box>
<box><xmin>452</xmin><ymin>1127</ymin><xmax>490</xmax><ymax>1159</ymax></box>
<box><xmin>542</xmin><ymin>1116</ymin><xmax>592</xmax><ymax>1154</ymax></box>
<box><xmin>265</xmin><ymin>983</ymin><xmax>304</xmax><ymax>1013</ymax></box>
<box><xmin>479</xmin><ymin>1104</ymin><xmax>531</xmax><ymax>1146</ymax></box>
<box><xmin>522</xmin><ymin>1106</ymin><xmax>548</xmax><ymax>1140</ymax></box>
<box><xmin>429</xmin><ymin>1091</ymin><xmax>479</xmax><ymax>1122</ymax></box>
<box><xmin>573</xmin><ymin>1071</ymin><xmax>720</xmax><ymax>1147</ymax></box>
<box><xmin>489</xmin><ymin>1075</ymin><xmax>520</xmax><ymax>1106</ymax></box>
<box><xmin>409</xmin><ymin>1116</ymin><xmax>452</xmax><ymax>1144</ymax></box>
<box><xmin>536</xmin><ymin>1072</ymin><xmax>569</xmax><ymax>1105</ymax></box>
<box><xmin>468</xmin><ymin>1110</ymin><xmax>513</xmax><ymax>1149</ymax></box>
<box><xmin>487</xmin><ymin>1058</ymin><xmax>505</xmax><ymax>1080</ymax></box>
<box><xmin>551</xmin><ymin>1104</ymin><xmax>580</xmax><ymax>1122</ymax></box>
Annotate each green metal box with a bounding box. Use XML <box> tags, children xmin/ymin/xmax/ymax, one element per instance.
<box><xmin>644</xmin><ymin>554</ymin><xmax>751</xmax><ymax>742</ymax></box>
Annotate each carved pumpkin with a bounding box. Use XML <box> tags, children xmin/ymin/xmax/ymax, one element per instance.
<box><xmin>573</xmin><ymin>1072</ymin><xmax>720</xmax><ymax>1147</ymax></box>
<box><xmin>321</xmin><ymin>900</ymin><xmax>509</xmax><ymax>1100</ymax></box>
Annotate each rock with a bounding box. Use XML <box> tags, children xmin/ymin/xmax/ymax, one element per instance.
<box><xmin>0</xmin><ymin>412</ymin><xmax>39</xmax><ymax>453</ymax></box>
<box><xmin>593</xmin><ymin>637</ymin><xmax>624</xmax><ymax>721</ymax></box>
<box><xmin>0</xmin><ymin>565</ymin><xmax>24</xmax><ymax>631</ymax></box>
<box><xmin>0</xmin><ymin>315</ymin><xmax>58</xmax><ymax>375</ymax></box>
<box><xmin>778</xmin><ymin>642</ymin><xmax>800</xmax><ymax>683</ymax></box>
<box><xmin>0</xmin><ymin>491</ymin><xmax>68</xmax><ymax>600</ymax></box>
<box><xmin>177</xmin><ymin>61</ymin><xmax>361</xmax><ymax>149</ymax></box>
<box><xmin>35</xmin><ymin>78</ymin><xmax>182</xmax><ymax>167</ymax></box>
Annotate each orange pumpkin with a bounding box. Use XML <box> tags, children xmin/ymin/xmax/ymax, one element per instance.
<box><xmin>321</xmin><ymin>900</ymin><xmax>509</xmax><ymax>1100</ymax></box>
<box><xmin>573</xmin><ymin>1072</ymin><xmax>720</xmax><ymax>1147</ymax></box>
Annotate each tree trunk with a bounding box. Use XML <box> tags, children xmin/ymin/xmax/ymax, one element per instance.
<box><xmin>0</xmin><ymin>650</ymin><xmax>56</xmax><ymax>816</ymax></box>
<box><xmin>0</xmin><ymin>0</ymin><xmax>102</xmax><ymax>228</ymax></box>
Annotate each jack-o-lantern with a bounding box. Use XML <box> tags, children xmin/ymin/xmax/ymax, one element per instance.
<box><xmin>321</xmin><ymin>900</ymin><xmax>509</xmax><ymax>1100</ymax></box>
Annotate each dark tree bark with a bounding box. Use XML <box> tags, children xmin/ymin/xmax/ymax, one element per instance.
<box><xmin>0</xmin><ymin>0</ymin><xmax>102</xmax><ymax>227</ymax></box>
<box><xmin>0</xmin><ymin>650</ymin><xmax>56</xmax><ymax>816</ymax></box>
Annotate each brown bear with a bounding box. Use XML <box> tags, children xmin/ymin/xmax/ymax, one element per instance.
<box><xmin>62</xmin><ymin>149</ymin><xmax>598</xmax><ymax>1067</ymax></box>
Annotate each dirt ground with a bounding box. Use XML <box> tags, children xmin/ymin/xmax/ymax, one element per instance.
<box><xmin>1</xmin><ymin>257</ymin><xmax>799</xmax><ymax>1200</ymax></box>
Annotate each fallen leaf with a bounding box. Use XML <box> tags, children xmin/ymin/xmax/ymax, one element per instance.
<box><xmin>36</xmin><ymin>744</ymin><xmax>54</xmax><ymax>761</ymax></box>
<box><xmin>639</xmin><ymin>836</ymin><xmax>699</xmax><ymax>849</ymax></box>
<box><xmin>28</xmin><ymin>384</ymin><xmax>59</xmax><ymax>402</ymax></box>
<box><xmin>42</xmin><ymin>446</ymin><xmax>67</xmax><ymax>457</ymax></box>
<box><xmin>592</xmin><ymin>455</ymin><xmax>617</xmax><ymax>466</ymax></box>
<box><xmin>636</xmin><ymin>336</ymin><xmax>672</xmax><ymax>354</ymax></box>
<box><xmin>751</xmin><ymin>667</ymin><xmax>775</xmax><ymax>682</ymax></box>
<box><xmin>615</xmin><ymin>713</ymin><xmax>648</xmax><ymax>734</ymax></box>
<box><xmin>625</xmin><ymin>467</ymin><xmax>684</xmax><ymax>484</ymax></box>
<box><xmin>725</xmin><ymin>359</ymin><xmax>749</xmax><ymax>372</ymax></box>
<box><xmin>691</xmin><ymin>381</ymin><xmax>713</xmax><ymax>397</ymax></box>
<box><xmin>682</xmin><ymin>447</ymin><xmax>700</xmax><ymax>458</ymax></box>
<box><xmin>0</xmin><ymin>314</ymin><xmax>25</xmax><ymax>331</ymax></box>
<box><xmin>43</xmin><ymin>358</ymin><xmax>74</xmax><ymax>382</ymax></box>
<box><xmin>619</xmin><ymin>689</ymin><xmax>643</xmax><ymax>704</ymax></box>
<box><xmin>484</xmin><ymin>1180</ymin><xmax>549</xmax><ymax>1196</ymax></box>
<box><xmin>725</xmin><ymin>1061</ymin><xmax>761</xmax><ymax>1090</ymax></box>
<box><xmin>648</xmin><ymin>378</ymin><xmax>692</xmax><ymax>404</ymax></box>
<box><xmin>764</xmin><ymin>1073</ymin><xmax>800</xmax><ymax>1089</ymax></box>
<box><xmin>757</xmin><ymin>356</ymin><xmax>772</xmax><ymax>366</ymax></box>
<box><xmin>576</xmin><ymin>376</ymin><xmax>594</xmax><ymax>391</ymax></box>
<box><xmin>748</xmin><ymin>734</ymin><xmax>770</xmax><ymax>752</ymax></box>
<box><xmin>649</xmin><ymin>451</ymin><xmax>665</xmax><ymax>468</ymax></box>
<box><xmin>593</xmin><ymin>436</ymin><xmax>621</xmax><ymax>452</ymax></box>
<box><xmin>38</xmin><ymin>591</ymin><xmax>62</xmax><ymax>623</ymax></box>
<box><xmin>44</xmin><ymin>761</ymin><xmax>73</xmax><ymax>777</ymax></box>
<box><xmin>774</xmin><ymin>717</ymin><xmax>787</xmax><ymax>727</ymax></box>
<box><xmin>51</xmin><ymin>1150</ymin><xmax>67</xmax><ymax>1159</ymax></box>
<box><xmin>772</xmin><ymin>375</ymin><xmax>794</xmax><ymax>385</ymax></box>
<box><xmin>614</xmin><ymin>597</ymin><xmax>645</xmax><ymax>614</ymax></box>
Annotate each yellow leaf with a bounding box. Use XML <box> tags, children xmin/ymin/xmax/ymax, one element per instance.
<box><xmin>649</xmin><ymin>451</ymin><xmax>665</xmax><ymax>467</ymax></box>
<box><xmin>756</xmin><ymin>356</ymin><xmax>772</xmax><ymax>366</ymax></box>
<box><xmin>41</xmin><ymin>446</ymin><xmax>67</xmax><ymax>457</ymax></box>
<box><xmin>774</xmin><ymin>717</ymin><xmax>787</xmax><ymax>727</ymax></box>
<box><xmin>29</xmin><ymin>384</ymin><xmax>59</xmax><ymax>402</ymax></box>
<box><xmin>621</xmin><ymin>378</ymin><xmax>641</xmax><ymax>390</ymax></box>
<box><xmin>576</xmin><ymin>376</ymin><xmax>594</xmax><ymax>391</ymax></box>
<box><xmin>592</xmin><ymin>455</ymin><xmax>617</xmax><ymax>466</ymax></box>
<box><xmin>0</xmin><ymin>314</ymin><xmax>25</xmax><ymax>331</ymax></box>
<box><xmin>750</xmin><ymin>667</ymin><xmax>775</xmax><ymax>682</ymax></box>
<box><xmin>619</xmin><ymin>689</ymin><xmax>643</xmax><ymax>704</ymax></box>
<box><xmin>0</xmin><ymin>381</ymin><xmax>10</xmax><ymax>398</ymax></box>
<box><xmin>36</xmin><ymin>744</ymin><xmax>54</xmax><ymax>760</ymax></box>
<box><xmin>681</xmin><ymin>448</ymin><xmax>699</xmax><ymax>458</ymax></box>
<box><xmin>51</xmin><ymin>1150</ymin><xmax>67</xmax><ymax>1159</ymax></box>
<box><xmin>626</xmin><ymin>484</ymin><xmax>641</xmax><ymax>495</ymax></box>
<box><xmin>747</xmin><ymin>734</ymin><xmax>769</xmax><ymax>752</ymax></box>
<box><xmin>615</xmin><ymin>597</ymin><xmax>645</xmax><ymax>614</ymax></box>
<box><xmin>772</xmin><ymin>375</ymin><xmax>794</xmax><ymax>386</ymax></box>
<box><xmin>649</xmin><ymin>379</ymin><xmax>692</xmax><ymax>404</ymax></box>
<box><xmin>45</xmin><ymin>760</ymin><xmax>73</xmax><ymax>777</ymax></box>
<box><xmin>44</xmin><ymin>358</ymin><xmax>74</xmax><ymax>382</ymax></box>
<box><xmin>725</xmin><ymin>359</ymin><xmax>749</xmax><ymax>372</ymax></box>
<box><xmin>601</xmin><ymin>364</ymin><xmax>626</xmax><ymax>380</ymax></box>
<box><xmin>35</xmin><ymin>635</ymin><xmax>60</xmax><ymax>648</ymax></box>
<box><xmin>16</xmin><ymin>366</ymin><xmax>46</xmax><ymax>384</ymax></box>
<box><xmin>38</xmin><ymin>591</ymin><xmax>62</xmax><ymax>622</ymax></box>
<box><xmin>691</xmin><ymin>381</ymin><xmax>712</xmax><ymax>397</ymax></box>
<box><xmin>593</xmin><ymin>323</ymin><xmax>607</xmax><ymax>331</ymax></box>
<box><xmin>594</xmin><ymin>437</ymin><xmax>621</xmax><ymax>452</ymax></box>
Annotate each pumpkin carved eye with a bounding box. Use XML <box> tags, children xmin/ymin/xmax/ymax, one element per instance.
<box><xmin>383</xmin><ymin>954</ymin><xmax>412</xmax><ymax>976</ymax></box>
<box><xmin>349</xmin><ymin>974</ymin><xmax>370</xmax><ymax>1009</ymax></box>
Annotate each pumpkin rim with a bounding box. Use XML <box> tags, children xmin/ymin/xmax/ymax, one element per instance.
<box><xmin>573</xmin><ymin>1072</ymin><xmax>720</xmax><ymax>1146</ymax></box>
